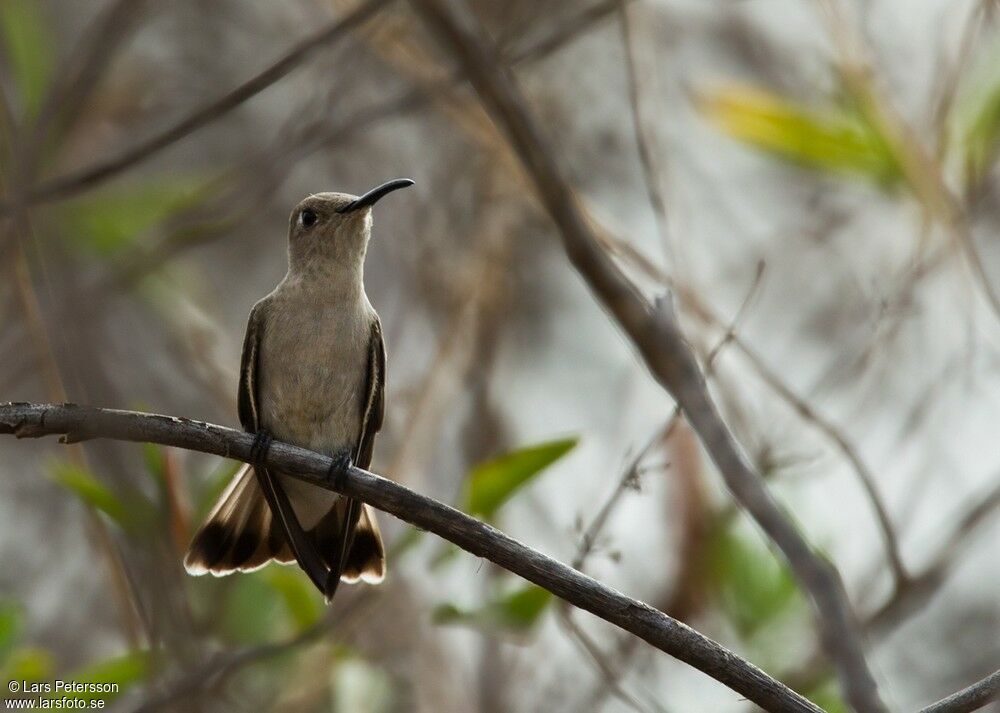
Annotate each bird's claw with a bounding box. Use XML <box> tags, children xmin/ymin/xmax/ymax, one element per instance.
<box><xmin>328</xmin><ymin>450</ymin><xmax>353</xmax><ymax>491</ymax></box>
<box><xmin>249</xmin><ymin>429</ymin><xmax>273</xmax><ymax>466</ymax></box>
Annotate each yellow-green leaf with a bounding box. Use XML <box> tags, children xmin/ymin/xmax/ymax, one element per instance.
<box><xmin>464</xmin><ymin>437</ymin><xmax>578</xmax><ymax>519</ymax></box>
<box><xmin>699</xmin><ymin>84</ymin><xmax>900</xmax><ymax>184</ymax></box>
<box><xmin>58</xmin><ymin>651</ymin><xmax>148</xmax><ymax>703</ymax></box>
<box><xmin>50</xmin><ymin>463</ymin><xmax>129</xmax><ymax>528</ymax></box>
<box><xmin>0</xmin><ymin>0</ymin><xmax>53</xmax><ymax>117</ymax></box>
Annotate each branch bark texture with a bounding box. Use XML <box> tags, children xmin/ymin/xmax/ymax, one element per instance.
<box><xmin>0</xmin><ymin>401</ymin><xmax>821</xmax><ymax>713</ymax></box>
<box><xmin>917</xmin><ymin>669</ymin><xmax>1000</xmax><ymax>713</ymax></box>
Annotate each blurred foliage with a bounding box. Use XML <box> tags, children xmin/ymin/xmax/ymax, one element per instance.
<box><xmin>428</xmin><ymin>438</ymin><xmax>573</xmax><ymax>632</ymax></box>
<box><xmin>2</xmin><ymin>647</ymin><xmax>54</xmax><ymax>686</ymax></box>
<box><xmin>704</xmin><ymin>68</ymin><xmax>1000</xmax><ymax>195</ymax></box>
<box><xmin>0</xmin><ymin>600</ymin><xmax>144</xmax><ymax>703</ymax></box>
<box><xmin>433</xmin><ymin>584</ymin><xmax>552</xmax><ymax>633</ymax></box>
<box><xmin>50</xmin><ymin>460</ymin><xmax>158</xmax><ymax>534</ymax></box>
<box><xmin>431</xmin><ymin>436</ymin><xmax>577</xmax><ymax>569</ymax></box>
<box><xmin>59</xmin><ymin>652</ymin><xmax>148</xmax><ymax>704</ymax></box>
<box><xmin>0</xmin><ymin>603</ymin><xmax>21</xmax><ymax>662</ymax></box>
<box><xmin>57</xmin><ymin>177</ymin><xmax>212</xmax><ymax>257</ymax></box>
<box><xmin>464</xmin><ymin>437</ymin><xmax>578</xmax><ymax>520</ymax></box>
<box><xmin>705</xmin><ymin>517</ymin><xmax>805</xmax><ymax>639</ymax></box>
<box><xmin>0</xmin><ymin>0</ymin><xmax>53</xmax><ymax>118</ymax></box>
<box><xmin>330</xmin><ymin>656</ymin><xmax>395</xmax><ymax>713</ymax></box>
<box><xmin>49</xmin><ymin>462</ymin><xmax>130</xmax><ymax>529</ymax></box>
<box><xmin>220</xmin><ymin>573</ymin><xmax>290</xmax><ymax>645</ymax></box>
<box><xmin>699</xmin><ymin>84</ymin><xmax>901</xmax><ymax>184</ymax></box>
<box><xmin>806</xmin><ymin>679</ymin><xmax>850</xmax><ymax>713</ymax></box>
<box><xmin>264</xmin><ymin>567</ymin><xmax>324</xmax><ymax>633</ymax></box>
<box><xmin>954</xmin><ymin>49</ymin><xmax>1000</xmax><ymax>184</ymax></box>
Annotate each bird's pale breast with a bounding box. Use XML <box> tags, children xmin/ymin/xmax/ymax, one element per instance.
<box><xmin>256</xmin><ymin>285</ymin><xmax>374</xmax><ymax>456</ymax></box>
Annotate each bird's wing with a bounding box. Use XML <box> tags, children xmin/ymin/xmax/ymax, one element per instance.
<box><xmin>237</xmin><ymin>300</ymin><xmax>265</xmax><ymax>432</ymax></box>
<box><xmin>355</xmin><ymin>316</ymin><xmax>386</xmax><ymax>469</ymax></box>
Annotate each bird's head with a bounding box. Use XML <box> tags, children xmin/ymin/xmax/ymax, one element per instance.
<box><xmin>287</xmin><ymin>178</ymin><xmax>413</xmax><ymax>275</ymax></box>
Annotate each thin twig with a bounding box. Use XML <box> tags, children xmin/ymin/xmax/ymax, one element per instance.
<box><xmin>565</xmin><ymin>265</ymin><xmax>764</xmax><ymax>710</ymax></box>
<box><xmin>51</xmin><ymin>0</ymin><xmax>620</xmax><ymax>293</ymax></box>
<box><xmin>618</xmin><ymin>0</ymin><xmax>673</xmax><ymax>262</ymax></box>
<box><xmin>930</xmin><ymin>0</ymin><xmax>995</xmax><ymax>164</ymax></box>
<box><xmin>26</xmin><ymin>0</ymin><xmax>151</xmax><ymax>165</ymax></box>
<box><xmin>672</xmin><ymin>281</ymin><xmax>910</xmax><ymax>592</ymax></box>
<box><xmin>866</xmin><ymin>477</ymin><xmax>1000</xmax><ymax>636</ymax></box>
<box><xmin>408</xmin><ymin>2</ymin><xmax>885</xmax><ymax>710</ymax></box>
<box><xmin>558</xmin><ymin>610</ymin><xmax>667</xmax><ymax>713</ymax></box>
<box><xmin>131</xmin><ymin>593</ymin><xmax>376</xmax><ymax>713</ymax></box>
<box><xmin>781</xmin><ymin>477</ymin><xmax>1000</xmax><ymax>695</ymax></box>
<box><xmin>0</xmin><ymin>401</ymin><xmax>822</xmax><ymax>713</ymax></box>
<box><xmin>572</xmin><ymin>422</ymin><xmax>675</xmax><ymax>572</ymax></box>
<box><xmin>0</xmin><ymin>0</ymin><xmax>394</xmax><ymax>211</ymax></box>
<box><xmin>815</xmin><ymin>0</ymin><xmax>1000</xmax><ymax>328</ymax></box>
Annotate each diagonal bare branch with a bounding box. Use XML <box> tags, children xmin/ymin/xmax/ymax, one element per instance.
<box><xmin>408</xmin><ymin>1</ymin><xmax>886</xmax><ymax>710</ymax></box>
<box><xmin>0</xmin><ymin>400</ymin><xmax>821</xmax><ymax>713</ymax></box>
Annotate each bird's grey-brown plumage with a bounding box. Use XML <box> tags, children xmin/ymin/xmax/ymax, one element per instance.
<box><xmin>184</xmin><ymin>180</ymin><xmax>411</xmax><ymax>590</ymax></box>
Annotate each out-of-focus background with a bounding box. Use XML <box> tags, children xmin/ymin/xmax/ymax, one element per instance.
<box><xmin>1</xmin><ymin>0</ymin><xmax>999</xmax><ymax>711</ymax></box>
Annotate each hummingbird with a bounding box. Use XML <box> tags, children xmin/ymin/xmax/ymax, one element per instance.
<box><xmin>184</xmin><ymin>178</ymin><xmax>413</xmax><ymax>599</ymax></box>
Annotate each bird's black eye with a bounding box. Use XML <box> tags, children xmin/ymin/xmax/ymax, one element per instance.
<box><xmin>300</xmin><ymin>209</ymin><xmax>318</xmax><ymax>228</ymax></box>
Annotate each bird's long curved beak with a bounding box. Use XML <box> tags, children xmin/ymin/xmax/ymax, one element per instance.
<box><xmin>336</xmin><ymin>178</ymin><xmax>414</xmax><ymax>213</ymax></box>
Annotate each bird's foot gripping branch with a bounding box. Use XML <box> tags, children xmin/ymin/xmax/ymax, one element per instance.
<box><xmin>0</xmin><ymin>401</ymin><xmax>823</xmax><ymax>713</ymax></box>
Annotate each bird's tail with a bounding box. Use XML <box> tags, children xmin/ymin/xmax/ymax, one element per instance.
<box><xmin>184</xmin><ymin>464</ymin><xmax>386</xmax><ymax>584</ymax></box>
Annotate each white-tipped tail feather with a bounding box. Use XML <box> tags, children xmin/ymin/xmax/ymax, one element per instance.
<box><xmin>184</xmin><ymin>464</ymin><xmax>385</xmax><ymax>584</ymax></box>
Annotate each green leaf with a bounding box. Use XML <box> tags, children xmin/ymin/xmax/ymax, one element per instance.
<box><xmin>464</xmin><ymin>437</ymin><xmax>578</xmax><ymax>519</ymax></box>
<box><xmin>58</xmin><ymin>176</ymin><xmax>213</xmax><ymax>257</ymax></box>
<box><xmin>58</xmin><ymin>651</ymin><xmax>148</xmax><ymax>702</ymax></box>
<box><xmin>50</xmin><ymin>462</ymin><xmax>129</xmax><ymax>528</ymax></box>
<box><xmin>0</xmin><ymin>604</ymin><xmax>23</xmax><ymax>670</ymax></box>
<box><xmin>222</xmin><ymin>574</ymin><xmax>283</xmax><ymax>644</ymax></box>
<box><xmin>706</xmin><ymin>519</ymin><xmax>802</xmax><ymax>638</ymax></box>
<box><xmin>264</xmin><ymin>568</ymin><xmax>323</xmax><ymax>632</ymax></box>
<box><xmin>806</xmin><ymin>679</ymin><xmax>850</xmax><ymax>713</ymax></box>
<box><xmin>0</xmin><ymin>0</ymin><xmax>54</xmax><ymax>117</ymax></box>
<box><xmin>433</xmin><ymin>584</ymin><xmax>552</xmax><ymax>633</ymax></box>
<box><xmin>495</xmin><ymin>585</ymin><xmax>552</xmax><ymax>630</ymax></box>
<box><xmin>699</xmin><ymin>84</ymin><xmax>900</xmax><ymax>184</ymax></box>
